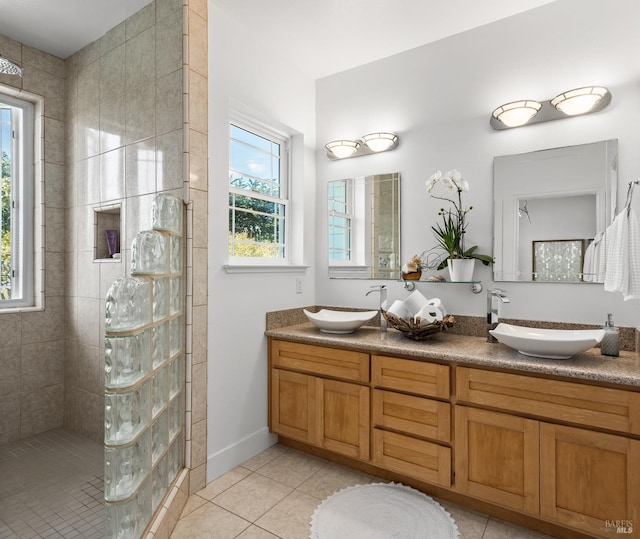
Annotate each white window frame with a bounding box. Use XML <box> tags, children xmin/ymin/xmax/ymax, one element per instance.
<box><xmin>227</xmin><ymin>114</ymin><xmax>291</xmax><ymax>266</ymax></box>
<box><xmin>0</xmin><ymin>93</ymin><xmax>34</xmax><ymax>309</ymax></box>
<box><xmin>328</xmin><ymin>178</ymin><xmax>354</xmax><ymax>262</ymax></box>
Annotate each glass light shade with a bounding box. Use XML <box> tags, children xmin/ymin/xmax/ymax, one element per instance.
<box><xmin>325</xmin><ymin>140</ymin><xmax>360</xmax><ymax>159</ymax></box>
<box><xmin>362</xmin><ymin>132</ymin><xmax>398</xmax><ymax>152</ymax></box>
<box><xmin>551</xmin><ymin>86</ymin><xmax>609</xmax><ymax>116</ymax></box>
<box><xmin>492</xmin><ymin>100</ymin><xmax>542</xmax><ymax>127</ymax></box>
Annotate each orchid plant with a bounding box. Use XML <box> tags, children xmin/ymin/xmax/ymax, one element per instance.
<box><xmin>425</xmin><ymin>169</ymin><xmax>493</xmax><ymax>270</ymax></box>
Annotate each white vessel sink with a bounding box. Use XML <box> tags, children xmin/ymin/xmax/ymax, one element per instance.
<box><xmin>489</xmin><ymin>323</ymin><xmax>606</xmax><ymax>359</ymax></box>
<box><xmin>303</xmin><ymin>309</ymin><xmax>378</xmax><ymax>334</ymax></box>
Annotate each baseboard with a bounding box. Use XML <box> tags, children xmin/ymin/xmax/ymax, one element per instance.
<box><xmin>206</xmin><ymin>427</ymin><xmax>277</xmax><ymax>483</ymax></box>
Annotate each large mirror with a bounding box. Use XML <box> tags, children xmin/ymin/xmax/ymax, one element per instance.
<box><xmin>493</xmin><ymin>139</ymin><xmax>617</xmax><ymax>282</ymax></box>
<box><xmin>328</xmin><ymin>172</ymin><xmax>400</xmax><ymax>279</ymax></box>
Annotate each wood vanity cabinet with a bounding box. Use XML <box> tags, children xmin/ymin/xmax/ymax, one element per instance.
<box><xmin>456</xmin><ymin>367</ymin><xmax>640</xmax><ymax>538</ymax></box>
<box><xmin>269</xmin><ymin>338</ymin><xmax>640</xmax><ymax>538</ymax></box>
<box><xmin>269</xmin><ymin>340</ymin><xmax>370</xmax><ymax>460</ymax></box>
<box><xmin>371</xmin><ymin>355</ymin><xmax>452</xmax><ymax>487</ymax></box>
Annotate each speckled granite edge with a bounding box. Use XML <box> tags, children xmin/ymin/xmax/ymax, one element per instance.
<box><xmin>266</xmin><ymin>306</ymin><xmax>638</xmax><ymax>351</ymax></box>
<box><xmin>265</xmin><ymin>324</ymin><xmax>640</xmax><ymax>388</ymax></box>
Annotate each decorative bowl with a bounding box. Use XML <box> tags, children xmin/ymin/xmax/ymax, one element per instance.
<box><xmin>303</xmin><ymin>309</ymin><xmax>379</xmax><ymax>334</ymax></box>
<box><xmin>383</xmin><ymin>310</ymin><xmax>456</xmax><ymax>340</ymax></box>
<box><xmin>489</xmin><ymin>323</ymin><xmax>606</xmax><ymax>359</ymax></box>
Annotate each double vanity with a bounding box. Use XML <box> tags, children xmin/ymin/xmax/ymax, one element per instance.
<box><xmin>266</xmin><ymin>314</ymin><xmax>639</xmax><ymax>539</ymax></box>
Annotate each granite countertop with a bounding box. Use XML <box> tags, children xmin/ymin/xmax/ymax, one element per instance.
<box><xmin>266</xmin><ymin>323</ymin><xmax>640</xmax><ymax>389</ymax></box>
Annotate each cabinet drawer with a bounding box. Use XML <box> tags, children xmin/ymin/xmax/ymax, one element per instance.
<box><xmin>271</xmin><ymin>340</ymin><xmax>369</xmax><ymax>383</ymax></box>
<box><xmin>372</xmin><ymin>389</ymin><xmax>450</xmax><ymax>442</ymax></box>
<box><xmin>457</xmin><ymin>367</ymin><xmax>640</xmax><ymax>435</ymax></box>
<box><xmin>372</xmin><ymin>355</ymin><xmax>450</xmax><ymax>399</ymax></box>
<box><xmin>372</xmin><ymin>429</ymin><xmax>451</xmax><ymax>487</ymax></box>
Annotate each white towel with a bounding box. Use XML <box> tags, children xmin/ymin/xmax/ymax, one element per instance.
<box><xmin>603</xmin><ymin>207</ymin><xmax>640</xmax><ymax>300</ymax></box>
<box><xmin>583</xmin><ymin>231</ymin><xmax>603</xmax><ymax>282</ymax></box>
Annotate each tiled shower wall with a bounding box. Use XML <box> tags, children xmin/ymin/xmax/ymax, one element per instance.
<box><xmin>0</xmin><ymin>36</ymin><xmax>66</xmax><ymax>444</ymax></box>
<box><xmin>1</xmin><ymin>0</ymin><xmax>208</xmax><ymax>500</ymax></box>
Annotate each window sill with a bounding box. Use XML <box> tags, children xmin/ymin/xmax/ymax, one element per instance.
<box><xmin>224</xmin><ymin>264</ymin><xmax>309</xmax><ymax>274</ymax></box>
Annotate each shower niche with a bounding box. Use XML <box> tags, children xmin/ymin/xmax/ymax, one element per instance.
<box><xmin>104</xmin><ymin>193</ymin><xmax>185</xmax><ymax>539</ymax></box>
<box><xmin>95</xmin><ymin>205</ymin><xmax>122</xmax><ymax>261</ymax></box>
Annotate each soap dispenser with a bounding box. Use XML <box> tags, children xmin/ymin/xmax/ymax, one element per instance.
<box><xmin>601</xmin><ymin>313</ymin><xmax>620</xmax><ymax>357</ymax></box>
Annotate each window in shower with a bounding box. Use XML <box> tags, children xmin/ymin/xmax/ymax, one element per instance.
<box><xmin>0</xmin><ymin>94</ymin><xmax>34</xmax><ymax>308</ymax></box>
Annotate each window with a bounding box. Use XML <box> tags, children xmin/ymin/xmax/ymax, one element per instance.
<box><xmin>228</xmin><ymin>120</ymin><xmax>289</xmax><ymax>261</ymax></box>
<box><xmin>1</xmin><ymin>94</ymin><xmax>34</xmax><ymax>307</ymax></box>
<box><xmin>328</xmin><ymin>179</ymin><xmax>352</xmax><ymax>261</ymax></box>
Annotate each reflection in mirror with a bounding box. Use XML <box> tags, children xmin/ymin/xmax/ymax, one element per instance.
<box><xmin>328</xmin><ymin>172</ymin><xmax>400</xmax><ymax>279</ymax></box>
<box><xmin>493</xmin><ymin>140</ymin><xmax>617</xmax><ymax>282</ymax></box>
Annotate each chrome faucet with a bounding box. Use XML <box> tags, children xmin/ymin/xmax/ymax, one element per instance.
<box><xmin>366</xmin><ymin>285</ymin><xmax>388</xmax><ymax>332</ymax></box>
<box><xmin>487</xmin><ymin>288</ymin><xmax>510</xmax><ymax>342</ymax></box>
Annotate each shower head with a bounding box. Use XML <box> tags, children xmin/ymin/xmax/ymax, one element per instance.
<box><xmin>0</xmin><ymin>55</ymin><xmax>24</xmax><ymax>77</ymax></box>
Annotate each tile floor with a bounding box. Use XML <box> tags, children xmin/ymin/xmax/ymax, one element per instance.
<box><xmin>0</xmin><ymin>428</ymin><xmax>104</xmax><ymax>538</ymax></box>
<box><xmin>171</xmin><ymin>444</ymin><xmax>554</xmax><ymax>539</ymax></box>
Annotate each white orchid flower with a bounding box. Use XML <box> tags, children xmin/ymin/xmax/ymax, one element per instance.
<box><xmin>445</xmin><ymin>169</ymin><xmax>468</xmax><ymax>192</ymax></box>
<box><xmin>425</xmin><ymin>170</ymin><xmax>442</xmax><ymax>193</ymax></box>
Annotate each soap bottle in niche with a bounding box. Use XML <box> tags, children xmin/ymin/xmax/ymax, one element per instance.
<box><xmin>601</xmin><ymin>313</ymin><xmax>619</xmax><ymax>357</ymax></box>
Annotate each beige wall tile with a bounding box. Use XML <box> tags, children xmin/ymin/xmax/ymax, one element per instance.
<box><xmin>23</xmin><ymin>45</ymin><xmax>65</xmax><ymax>78</ymax></box>
<box><xmin>22</xmin><ymin>68</ymin><xmax>65</xmax><ymax>121</ymax></box>
<box><xmin>100</xmin><ymin>94</ymin><xmax>126</xmax><ymax>153</ymax></box>
<box><xmin>126</xmin><ymin>2</ymin><xmax>156</xmax><ymax>40</ymax></box>
<box><xmin>156</xmin><ymin>14</ymin><xmax>183</xmax><ymax>79</ymax></box>
<box><xmin>100</xmin><ymin>44</ymin><xmax>126</xmax><ymax>103</ymax></box>
<box><xmin>156</xmin><ymin>70</ymin><xmax>183</xmax><ymax>136</ymax></box>
<box><xmin>156</xmin><ymin>129</ymin><xmax>183</xmax><ymax>191</ymax></box>
<box><xmin>76</xmin><ymin>107</ymin><xmax>100</xmax><ymax>160</ymax></box>
<box><xmin>126</xmin><ymin>139</ymin><xmax>157</xmax><ymax>196</ymax></box>
<box><xmin>76</xmin><ymin>250</ymin><xmax>100</xmax><ymax>298</ymax></box>
<box><xmin>20</xmin><ymin>383</ymin><xmax>64</xmax><ymax>437</ymax></box>
<box><xmin>187</xmin><ymin>11</ymin><xmax>207</xmax><ymax>77</ymax></box>
<box><xmin>44</xmin><ymin>251</ymin><xmax>65</xmax><ymax>297</ymax></box>
<box><xmin>126</xmin><ymin>26</ymin><xmax>156</xmax><ymax>91</ymax></box>
<box><xmin>44</xmin><ymin>162</ymin><xmax>65</xmax><ymax>208</ymax></box>
<box><xmin>189</xmin><ymin>463</ymin><xmax>206</xmax><ymax>494</ymax></box>
<box><xmin>44</xmin><ymin>207</ymin><xmax>66</xmax><ymax>252</ymax></box>
<box><xmin>21</xmin><ymin>296</ymin><xmax>65</xmax><ymax>344</ymax></box>
<box><xmin>78</xmin><ymin>59</ymin><xmax>100</xmax><ymax>113</ymax></box>
<box><xmin>191</xmin><ymin>362</ymin><xmax>206</xmax><ymax>423</ymax></box>
<box><xmin>187</xmin><ymin>71</ymin><xmax>207</xmax><ymax>135</ymax></box>
<box><xmin>157</xmin><ymin>0</ymin><xmax>182</xmax><ymax>21</ymax></box>
<box><xmin>44</xmin><ymin>117</ymin><xmax>65</xmax><ymax>164</ymax></box>
<box><xmin>191</xmin><ymin>305</ymin><xmax>206</xmax><ymax>362</ymax></box>
<box><xmin>0</xmin><ymin>313</ymin><xmax>22</xmax><ymax>347</ymax></box>
<box><xmin>126</xmin><ymin>85</ymin><xmax>156</xmax><ymax>144</ymax></box>
<box><xmin>188</xmin><ymin>129</ymin><xmax>207</xmax><ymax>191</ymax></box>
<box><xmin>190</xmin><ymin>188</ymin><xmax>207</xmax><ymax>249</ymax></box>
<box><xmin>0</xmin><ymin>346</ymin><xmax>21</xmax><ymax>397</ymax></box>
<box><xmin>21</xmin><ymin>341</ymin><xmax>65</xmax><ymax>391</ymax></box>
<box><xmin>99</xmin><ymin>21</ymin><xmax>126</xmax><ymax>57</ymax></box>
<box><xmin>191</xmin><ymin>247</ymin><xmax>207</xmax><ymax>307</ymax></box>
<box><xmin>191</xmin><ymin>418</ymin><xmax>207</xmax><ymax>469</ymax></box>
<box><xmin>101</xmin><ymin>147</ymin><xmax>125</xmax><ymax>202</ymax></box>
<box><xmin>75</xmin><ymin>297</ymin><xmax>100</xmax><ymax>346</ymax></box>
<box><xmin>0</xmin><ymin>396</ymin><xmax>21</xmax><ymax>444</ymax></box>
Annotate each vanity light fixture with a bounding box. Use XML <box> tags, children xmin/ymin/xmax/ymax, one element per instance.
<box><xmin>325</xmin><ymin>140</ymin><xmax>361</xmax><ymax>159</ymax></box>
<box><xmin>326</xmin><ymin>132</ymin><xmax>399</xmax><ymax>160</ymax></box>
<box><xmin>550</xmin><ymin>86</ymin><xmax>609</xmax><ymax>116</ymax></box>
<box><xmin>492</xmin><ymin>100</ymin><xmax>542</xmax><ymax>128</ymax></box>
<box><xmin>491</xmin><ymin>85</ymin><xmax>611</xmax><ymax>130</ymax></box>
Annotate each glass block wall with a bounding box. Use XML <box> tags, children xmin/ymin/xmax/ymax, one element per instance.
<box><xmin>104</xmin><ymin>194</ymin><xmax>185</xmax><ymax>539</ymax></box>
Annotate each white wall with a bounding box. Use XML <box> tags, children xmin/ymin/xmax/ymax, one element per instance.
<box><xmin>207</xmin><ymin>4</ymin><xmax>317</xmax><ymax>480</ymax></box>
<box><xmin>316</xmin><ymin>0</ymin><xmax>640</xmax><ymax>327</ymax></box>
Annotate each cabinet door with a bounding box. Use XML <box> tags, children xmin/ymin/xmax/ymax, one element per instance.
<box><xmin>316</xmin><ymin>378</ymin><xmax>370</xmax><ymax>460</ymax></box>
<box><xmin>455</xmin><ymin>407</ymin><xmax>539</xmax><ymax>514</ymax></box>
<box><xmin>270</xmin><ymin>369</ymin><xmax>317</xmax><ymax>444</ymax></box>
<box><xmin>540</xmin><ymin>423</ymin><xmax>640</xmax><ymax>538</ymax></box>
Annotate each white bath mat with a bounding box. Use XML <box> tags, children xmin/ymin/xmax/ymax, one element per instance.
<box><xmin>310</xmin><ymin>482</ymin><xmax>460</xmax><ymax>539</ymax></box>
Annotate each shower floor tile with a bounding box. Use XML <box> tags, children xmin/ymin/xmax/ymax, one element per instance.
<box><xmin>0</xmin><ymin>428</ymin><xmax>104</xmax><ymax>538</ymax></box>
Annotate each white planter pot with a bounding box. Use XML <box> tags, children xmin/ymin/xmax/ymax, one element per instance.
<box><xmin>447</xmin><ymin>258</ymin><xmax>476</xmax><ymax>282</ymax></box>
